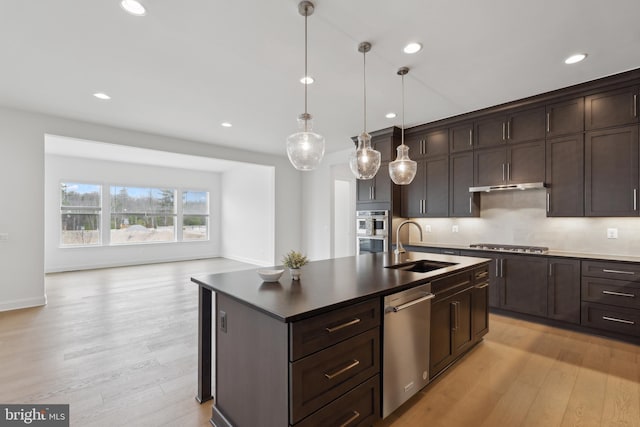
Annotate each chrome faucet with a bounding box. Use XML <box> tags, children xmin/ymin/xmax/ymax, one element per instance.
<box><xmin>394</xmin><ymin>220</ymin><xmax>423</xmax><ymax>256</ymax></box>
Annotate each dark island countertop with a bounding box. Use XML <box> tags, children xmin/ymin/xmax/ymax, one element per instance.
<box><xmin>191</xmin><ymin>252</ymin><xmax>490</xmax><ymax>323</ymax></box>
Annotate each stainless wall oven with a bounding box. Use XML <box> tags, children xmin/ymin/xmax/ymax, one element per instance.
<box><xmin>356</xmin><ymin>210</ymin><xmax>388</xmax><ymax>254</ymax></box>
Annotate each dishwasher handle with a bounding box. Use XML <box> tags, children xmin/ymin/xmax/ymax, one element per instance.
<box><xmin>386</xmin><ymin>293</ymin><xmax>435</xmax><ymax>313</ymax></box>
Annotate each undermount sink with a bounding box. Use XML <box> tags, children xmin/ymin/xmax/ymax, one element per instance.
<box><xmin>386</xmin><ymin>260</ymin><xmax>457</xmax><ymax>273</ymax></box>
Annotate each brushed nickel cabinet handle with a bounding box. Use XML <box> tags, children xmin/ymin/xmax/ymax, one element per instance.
<box><xmin>372</xmin><ymin>186</ymin><xmax>375</xmax><ymax>200</ymax></box>
<box><xmin>476</xmin><ymin>271</ymin><xmax>489</xmax><ymax>279</ymax></box>
<box><xmin>507</xmin><ymin>162</ymin><xmax>511</xmax><ymax>181</ymax></box>
<box><xmin>469</xmin><ymin>128</ymin><xmax>473</xmax><ymax>146</ymax></box>
<box><xmin>325</xmin><ymin>318</ymin><xmax>361</xmax><ymax>333</ymax></box>
<box><xmin>549</xmin><ymin>263</ymin><xmax>553</xmax><ymax>276</ymax></box>
<box><xmin>546</xmin><ymin>112</ymin><xmax>551</xmax><ymax>132</ymax></box>
<box><xmin>602</xmin><ymin>316</ymin><xmax>635</xmax><ymax>325</ymax></box>
<box><xmin>339</xmin><ymin>411</ymin><xmax>361</xmax><ymax>427</ymax></box>
<box><xmin>495</xmin><ymin>260</ymin><xmax>500</xmax><ymax>277</ymax></box>
<box><xmin>469</xmin><ymin>195</ymin><xmax>472</xmax><ymax>214</ymax></box>
<box><xmin>450</xmin><ymin>302</ymin><xmax>459</xmax><ymax>331</ymax></box>
<box><xmin>634</xmin><ymin>189</ymin><xmax>637</xmax><ymax>211</ymax></box>
<box><xmin>602</xmin><ymin>290</ymin><xmax>636</xmax><ymax>298</ymax></box>
<box><xmin>502</xmin><ymin>122</ymin><xmax>506</xmax><ymax>140</ymax></box>
<box><xmin>507</xmin><ymin>119</ymin><xmax>511</xmax><ymax>139</ymax></box>
<box><xmin>546</xmin><ymin>192</ymin><xmax>550</xmax><ymax>213</ymax></box>
<box><xmin>502</xmin><ymin>163</ymin><xmax>506</xmax><ymax>181</ymax></box>
<box><xmin>602</xmin><ymin>269</ymin><xmax>635</xmax><ymax>275</ymax></box>
<box><xmin>388</xmin><ymin>293</ymin><xmax>435</xmax><ymax>312</ymax></box>
<box><xmin>324</xmin><ymin>359</ymin><xmax>360</xmax><ymax>380</ymax></box>
<box><xmin>475</xmin><ymin>282</ymin><xmax>489</xmax><ymax>289</ymax></box>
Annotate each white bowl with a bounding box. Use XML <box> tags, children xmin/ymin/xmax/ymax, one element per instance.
<box><xmin>257</xmin><ymin>269</ymin><xmax>285</xmax><ymax>282</ymax></box>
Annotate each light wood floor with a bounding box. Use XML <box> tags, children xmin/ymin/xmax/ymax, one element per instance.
<box><xmin>1</xmin><ymin>260</ymin><xmax>639</xmax><ymax>427</ymax></box>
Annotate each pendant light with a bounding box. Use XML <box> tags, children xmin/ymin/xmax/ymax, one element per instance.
<box><xmin>349</xmin><ymin>42</ymin><xmax>381</xmax><ymax>180</ymax></box>
<box><xmin>389</xmin><ymin>67</ymin><xmax>417</xmax><ymax>185</ymax></box>
<box><xmin>286</xmin><ymin>1</ymin><xmax>325</xmax><ymax>171</ymax></box>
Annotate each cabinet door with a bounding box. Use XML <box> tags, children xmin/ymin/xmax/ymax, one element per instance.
<box><xmin>430</xmin><ymin>297</ymin><xmax>454</xmax><ymax>376</ymax></box>
<box><xmin>424</xmin><ymin>156</ymin><xmax>449</xmax><ymax>217</ymax></box>
<box><xmin>507</xmin><ymin>107</ymin><xmax>546</xmax><ymax>144</ymax></box>
<box><xmin>474</xmin><ymin>146</ymin><xmax>506</xmax><ymax>186</ymax></box>
<box><xmin>372</xmin><ymin>161</ymin><xmax>391</xmax><ymax>203</ymax></box>
<box><xmin>546</xmin><ymin>98</ymin><xmax>584</xmax><ymax>137</ymax></box>
<box><xmin>460</xmin><ymin>250</ymin><xmax>500</xmax><ymax>308</ymax></box>
<box><xmin>585</xmin><ymin>86</ymin><xmax>639</xmax><ymax>130</ymax></box>
<box><xmin>501</xmin><ymin>255</ymin><xmax>548</xmax><ymax>317</ymax></box>
<box><xmin>507</xmin><ymin>140</ymin><xmax>545</xmax><ymax>184</ymax></box>
<box><xmin>585</xmin><ymin>126</ymin><xmax>639</xmax><ymax>216</ymax></box>
<box><xmin>450</xmin><ymin>152</ymin><xmax>479</xmax><ymax>217</ymax></box>
<box><xmin>404</xmin><ymin>129</ymin><xmax>448</xmax><ymax>160</ymax></box>
<box><xmin>547</xmin><ymin>259</ymin><xmax>581</xmax><ymax>324</ymax></box>
<box><xmin>475</xmin><ymin>115</ymin><xmax>506</xmax><ymax>148</ymax></box>
<box><xmin>546</xmin><ymin>134</ymin><xmax>584</xmax><ymax>217</ymax></box>
<box><xmin>401</xmin><ymin>161</ymin><xmax>426</xmax><ymax>217</ymax></box>
<box><xmin>450</xmin><ymin>122</ymin><xmax>474</xmax><ymax>153</ymax></box>
<box><xmin>451</xmin><ymin>290</ymin><xmax>473</xmax><ymax>354</ymax></box>
<box><xmin>472</xmin><ymin>282</ymin><xmax>489</xmax><ymax>339</ymax></box>
<box><xmin>356</xmin><ymin>179</ymin><xmax>373</xmax><ymax>203</ymax></box>
<box><xmin>404</xmin><ymin>134</ymin><xmax>426</xmax><ymax>160</ymax></box>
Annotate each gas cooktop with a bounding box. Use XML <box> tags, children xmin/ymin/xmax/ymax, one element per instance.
<box><xmin>469</xmin><ymin>243</ymin><xmax>549</xmax><ymax>254</ymax></box>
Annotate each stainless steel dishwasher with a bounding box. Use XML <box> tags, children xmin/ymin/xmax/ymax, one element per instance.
<box><xmin>383</xmin><ymin>282</ymin><xmax>434</xmax><ymax>418</ymax></box>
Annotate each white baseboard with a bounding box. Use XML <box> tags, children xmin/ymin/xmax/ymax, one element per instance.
<box><xmin>223</xmin><ymin>254</ymin><xmax>271</xmax><ymax>267</ymax></box>
<box><xmin>0</xmin><ymin>295</ymin><xmax>47</xmax><ymax>312</ymax></box>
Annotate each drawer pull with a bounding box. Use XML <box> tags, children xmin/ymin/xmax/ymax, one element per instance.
<box><xmin>324</xmin><ymin>359</ymin><xmax>360</xmax><ymax>380</ymax></box>
<box><xmin>475</xmin><ymin>282</ymin><xmax>489</xmax><ymax>289</ymax></box>
<box><xmin>602</xmin><ymin>290</ymin><xmax>636</xmax><ymax>298</ymax></box>
<box><xmin>602</xmin><ymin>316</ymin><xmax>635</xmax><ymax>325</ymax></box>
<box><xmin>325</xmin><ymin>318</ymin><xmax>361</xmax><ymax>333</ymax></box>
<box><xmin>476</xmin><ymin>271</ymin><xmax>489</xmax><ymax>279</ymax></box>
<box><xmin>339</xmin><ymin>411</ymin><xmax>360</xmax><ymax>427</ymax></box>
<box><xmin>602</xmin><ymin>269</ymin><xmax>635</xmax><ymax>275</ymax></box>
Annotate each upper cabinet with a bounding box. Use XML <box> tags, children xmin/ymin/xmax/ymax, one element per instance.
<box><xmin>546</xmin><ymin>98</ymin><xmax>584</xmax><ymax>137</ymax></box>
<box><xmin>449</xmin><ymin>122</ymin><xmax>474</xmax><ymax>153</ymax></box>
<box><xmin>404</xmin><ymin>128</ymin><xmax>449</xmax><ymax>160</ymax></box>
<box><xmin>546</xmin><ymin>134</ymin><xmax>584</xmax><ymax>217</ymax></box>
<box><xmin>474</xmin><ymin>140</ymin><xmax>545</xmax><ymax>187</ymax></box>
<box><xmin>585</xmin><ymin>86</ymin><xmax>640</xmax><ymax>130</ymax></box>
<box><xmin>475</xmin><ymin>107</ymin><xmax>546</xmax><ymax>148</ymax></box>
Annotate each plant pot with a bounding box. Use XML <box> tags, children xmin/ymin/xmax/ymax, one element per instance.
<box><xmin>289</xmin><ymin>268</ymin><xmax>301</xmax><ymax>280</ymax></box>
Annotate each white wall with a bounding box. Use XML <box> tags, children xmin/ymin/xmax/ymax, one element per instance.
<box><xmin>302</xmin><ymin>149</ymin><xmax>356</xmax><ymax>260</ymax></box>
<box><xmin>44</xmin><ymin>154</ymin><xmax>222</xmax><ymax>272</ymax></box>
<box><xmin>221</xmin><ymin>164</ymin><xmax>275</xmax><ymax>266</ymax></box>
<box><xmin>406</xmin><ymin>189</ymin><xmax>640</xmax><ymax>256</ymax></box>
<box><xmin>0</xmin><ymin>106</ymin><xmax>301</xmax><ymax>311</ymax></box>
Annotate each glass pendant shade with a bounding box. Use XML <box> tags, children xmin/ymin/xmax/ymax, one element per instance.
<box><xmin>287</xmin><ymin>114</ymin><xmax>325</xmax><ymax>171</ymax></box>
<box><xmin>389</xmin><ymin>144</ymin><xmax>417</xmax><ymax>185</ymax></box>
<box><xmin>349</xmin><ymin>131</ymin><xmax>381</xmax><ymax>180</ymax></box>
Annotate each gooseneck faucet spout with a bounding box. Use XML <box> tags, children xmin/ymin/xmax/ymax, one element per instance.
<box><xmin>394</xmin><ymin>220</ymin><xmax>423</xmax><ymax>256</ymax></box>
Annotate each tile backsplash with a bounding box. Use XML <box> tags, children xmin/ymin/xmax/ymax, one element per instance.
<box><xmin>407</xmin><ymin>189</ymin><xmax>640</xmax><ymax>256</ymax></box>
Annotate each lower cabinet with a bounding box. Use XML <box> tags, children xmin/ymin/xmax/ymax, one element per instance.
<box><xmin>499</xmin><ymin>254</ymin><xmax>548</xmax><ymax>316</ymax></box>
<box><xmin>548</xmin><ymin>259</ymin><xmax>581</xmax><ymax>324</ymax></box>
<box><xmin>430</xmin><ymin>266</ymin><xmax>488</xmax><ymax>379</ymax></box>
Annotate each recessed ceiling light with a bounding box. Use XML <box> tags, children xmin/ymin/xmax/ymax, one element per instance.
<box><xmin>385</xmin><ymin>112</ymin><xmax>397</xmax><ymax>119</ymax></box>
<box><xmin>120</xmin><ymin>0</ymin><xmax>146</xmax><ymax>16</ymax></box>
<box><xmin>221</xmin><ymin>122</ymin><xmax>232</xmax><ymax>128</ymax></box>
<box><xmin>564</xmin><ymin>53</ymin><xmax>587</xmax><ymax>64</ymax></box>
<box><xmin>403</xmin><ymin>42</ymin><xmax>422</xmax><ymax>54</ymax></box>
<box><xmin>300</xmin><ymin>76</ymin><xmax>314</xmax><ymax>85</ymax></box>
<box><xmin>93</xmin><ymin>92</ymin><xmax>111</xmax><ymax>100</ymax></box>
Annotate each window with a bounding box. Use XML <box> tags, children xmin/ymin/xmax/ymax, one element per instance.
<box><xmin>182</xmin><ymin>190</ymin><xmax>209</xmax><ymax>241</ymax></box>
<box><xmin>110</xmin><ymin>186</ymin><xmax>176</xmax><ymax>244</ymax></box>
<box><xmin>60</xmin><ymin>182</ymin><xmax>101</xmax><ymax>246</ymax></box>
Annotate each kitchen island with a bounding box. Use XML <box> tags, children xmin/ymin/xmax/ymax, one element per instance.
<box><xmin>191</xmin><ymin>252</ymin><xmax>490</xmax><ymax>427</ymax></box>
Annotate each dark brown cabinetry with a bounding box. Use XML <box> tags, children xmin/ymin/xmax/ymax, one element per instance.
<box><xmin>472</xmin><ymin>269</ymin><xmax>490</xmax><ymax>339</ymax></box>
<box><xmin>357</xmin><ymin>162</ymin><xmax>391</xmax><ymax>204</ymax></box>
<box><xmin>450</xmin><ymin>122</ymin><xmax>474</xmax><ymax>153</ymax></box>
<box><xmin>401</xmin><ymin>156</ymin><xmax>449</xmax><ymax>217</ymax></box>
<box><xmin>545</xmin><ymin>98</ymin><xmax>584</xmax><ymax>137</ymax></box>
<box><xmin>585</xmin><ymin>125</ymin><xmax>639</xmax><ymax>216</ymax></box>
<box><xmin>581</xmin><ymin>260</ymin><xmax>640</xmax><ymax>337</ymax></box>
<box><xmin>585</xmin><ymin>86</ymin><xmax>640</xmax><ymax>130</ymax></box>
<box><xmin>405</xmin><ymin>128</ymin><xmax>449</xmax><ymax>160</ymax></box>
<box><xmin>430</xmin><ymin>270</ymin><xmax>475</xmax><ymax>378</ymax></box>
<box><xmin>450</xmin><ymin>152</ymin><xmax>479</xmax><ymax>217</ymax></box>
<box><xmin>474</xmin><ymin>140</ymin><xmax>545</xmax><ymax>187</ymax></box>
<box><xmin>498</xmin><ymin>254</ymin><xmax>548</xmax><ymax>317</ymax></box>
<box><xmin>546</xmin><ymin>134</ymin><xmax>584</xmax><ymax>217</ymax></box>
<box><xmin>547</xmin><ymin>258</ymin><xmax>581</xmax><ymax>324</ymax></box>
<box><xmin>475</xmin><ymin>107</ymin><xmax>546</xmax><ymax>148</ymax></box>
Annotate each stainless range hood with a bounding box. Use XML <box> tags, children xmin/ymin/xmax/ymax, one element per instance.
<box><xmin>469</xmin><ymin>182</ymin><xmax>547</xmax><ymax>193</ymax></box>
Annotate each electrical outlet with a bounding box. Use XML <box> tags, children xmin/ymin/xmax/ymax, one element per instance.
<box><xmin>424</xmin><ymin>225</ymin><xmax>432</xmax><ymax>233</ymax></box>
<box><xmin>607</xmin><ymin>228</ymin><xmax>618</xmax><ymax>239</ymax></box>
<box><xmin>452</xmin><ymin>225</ymin><xmax>459</xmax><ymax>233</ymax></box>
<box><xmin>219</xmin><ymin>310</ymin><xmax>227</xmax><ymax>333</ymax></box>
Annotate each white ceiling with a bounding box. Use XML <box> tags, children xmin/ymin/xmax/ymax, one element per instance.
<box><xmin>3</xmin><ymin>0</ymin><xmax>640</xmax><ymax>157</ymax></box>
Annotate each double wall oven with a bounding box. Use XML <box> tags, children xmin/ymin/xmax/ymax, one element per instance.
<box><xmin>356</xmin><ymin>210</ymin><xmax>388</xmax><ymax>254</ymax></box>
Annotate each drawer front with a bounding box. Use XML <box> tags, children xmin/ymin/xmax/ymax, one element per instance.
<box><xmin>290</xmin><ymin>327</ymin><xmax>380</xmax><ymax>423</ymax></box>
<box><xmin>290</xmin><ymin>299</ymin><xmax>380</xmax><ymax>361</ymax></box>
<box><xmin>582</xmin><ymin>277</ymin><xmax>640</xmax><ymax>309</ymax></box>
<box><xmin>581</xmin><ymin>302</ymin><xmax>640</xmax><ymax>337</ymax></box>
<box><xmin>294</xmin><ymin>375</ymin><xmax>380</xmax><ymax>427</ymax></box>
<box><xmin>582</xmin><ymin>260</ymin><xmax>640</xmax><ymax>281</ymax></box>
<box><xmin>432</xmin><ymin>270</ymin><xmax>474</xmax><ymax>299</ymax></box>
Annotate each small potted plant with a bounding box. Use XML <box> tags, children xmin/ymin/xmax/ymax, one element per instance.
<box><xmin>282</xmin><ymin>250</ymin><xmax>309</xmax><ymax>280</ymax></box>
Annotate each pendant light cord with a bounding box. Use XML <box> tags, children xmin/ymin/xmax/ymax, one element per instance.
<box><xmin>363</xmin><ymin>48</ymin><xmax>367</xmax><ymax>132</ymax></box>
<box><xmin>303</xmin><ymin>7</ymin><xmax>308</xmax><ymax>132</ymax></box>
<box><xmin>401</xmin><ymin>73</ymin><xmax>405</xmax><ymax>146</ymax></box>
